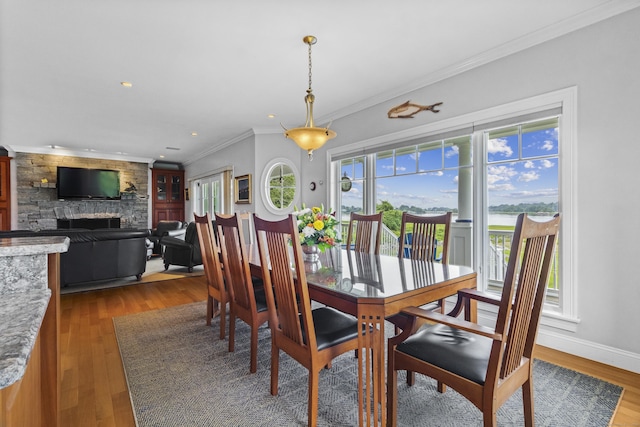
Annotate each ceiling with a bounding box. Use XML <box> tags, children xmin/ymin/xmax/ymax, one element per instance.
<box><xmin>0</xmin><ymin>0</ymin><xmax>634</xmax><ymax>165</ymax></box>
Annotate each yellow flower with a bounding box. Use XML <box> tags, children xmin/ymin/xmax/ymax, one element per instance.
<box><xmin>313</xmin><ymin>220</ymin><xmax>324</xmax><ymax>231</ymax></box>
<box><xmin>312</xmin><ymin>206</ymin><xmax>321</xmax><ymax>214</ymax></box>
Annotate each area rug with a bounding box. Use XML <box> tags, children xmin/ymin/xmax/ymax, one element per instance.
<box><xmin>113</xmin><ymin>302</ymin><xmax>622</xmax><ymax>427</ymax></box>
<box><xmin>61</xmin><ymin>257</ymin><xmax>204</xmax><ymax>294</ymax></box>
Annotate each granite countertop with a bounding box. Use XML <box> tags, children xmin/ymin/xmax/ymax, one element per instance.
<box><xmin>0</xmin><ymin>235</ymin><xmax>69</xmax><ymax>257</ymax></box>
<box><xmin>0</xmin><ymin>289</ymin><xmax>51</xmax><ymax>389</ymax></box>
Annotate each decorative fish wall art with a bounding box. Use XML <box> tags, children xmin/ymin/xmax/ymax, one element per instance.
<box><xmin>387</xmin><ymin>100</ymin><xmax>443</xmax><ymax>119</ymax></box>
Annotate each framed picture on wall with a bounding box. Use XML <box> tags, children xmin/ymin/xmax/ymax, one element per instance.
<box><xmin>235</xmin><ymin>174</ymin><xmax>251</xmax><ymax>204</ymax></box>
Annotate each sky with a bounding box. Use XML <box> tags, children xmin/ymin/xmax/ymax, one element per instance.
<box><xmin>340</xmin><ymin>123</ymin><xmax>559</xmax><ymax>211</ymax></box>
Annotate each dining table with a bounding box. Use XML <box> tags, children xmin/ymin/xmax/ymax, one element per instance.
<box><xmin>247</xmin><ymin>246</ymin><xmax>477</xmax><ymax>427</ymax></box>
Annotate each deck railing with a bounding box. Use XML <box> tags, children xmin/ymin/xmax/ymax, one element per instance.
<box><xmin>487</xmin><ymin>229</ymin><xmax>559</xmax><ymax>293</ymax></box>
<box><xmin>340</xmin><ymin>222</ymin><xmax>398</xmax><ymax>256</ymax></box>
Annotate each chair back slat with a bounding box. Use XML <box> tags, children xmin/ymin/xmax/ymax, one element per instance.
<box><xmin>497</xmin><ymin>214</ymin><xmax>560</xmax><ymax>379</ymax></box>
<box><xmin>398</xmin><ymin>212</ymin><xmax>452</xmax><ymax>263</ymax></box>
<box><xmin>346</xmin><ymin>212</ymin><xmax>383</xmax><ymax>254</ymax></box>
<box><xmin>254</xmin><ymin>215</ymin><xmax>316</xmax><ymax>350</ymax></box>
<box><xmin>194</xmin><ymin>213</ymin><xmax>225</xmax><ymax>295</ymax></box>
<box><xmin>216</xmin><ymin>214</ymin><xmax>255</xmax><ymax>312</ymax></box>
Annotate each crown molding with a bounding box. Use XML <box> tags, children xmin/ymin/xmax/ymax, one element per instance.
<box><xmin>317</xmin><ymin>1</ymin><xmax>640</xmax><ymax>125</ymax></box>
<box><xmin>182</xmin><ymin>129</ymin><xmax>256</xmax><ymax>166</ymax></box>
<box><xmin>8</xmin><ymin>145</ymin><xmax>154</xmax><ymax>165</ymax></box>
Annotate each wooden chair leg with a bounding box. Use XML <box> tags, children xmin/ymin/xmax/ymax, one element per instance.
<box><xmin>482</xmin><ymin>398</ymin><xmax>497</xmax><ymax>427</ymax></box>
<box><xmin>387</xmin><ymin>347</ymin><xmax>398</xmax><ymax>426</ymax></box>
<box><xmin>206</xmin><ymin>296</ymin><xmax>213</xmax><ymax>326</ymax></box>
<box><xmin>308</xmin><ymin>369</ymin><xmax>319</xmax><ymax>427</ymax></box>
<box><xmin>522</xmin><ymin>379</ymin><xmax>534</xmax><ymax>427</ymax></box>
<box><xmin>250</xmin><ymin>325</ymin><xmax>258</xmax><ymax>373</ymax></box>
<box><xmin>228</xmin><ymin>314</ymin><xmax>236</xmax><ymax>353</ymax></box>
<box><xmin>219</xmin><ymin>301</ymin><xmax>226</xmax><ymax>340</ymax></box>
<box><xmin>406</xmin><ymin>371</ymin><xmax>415</xmax><ymax>386</ymax></box>
<box><xmin>270</xmin><ymin>345</ymin><xmax>279</xmax><ymax>396</ymax></box>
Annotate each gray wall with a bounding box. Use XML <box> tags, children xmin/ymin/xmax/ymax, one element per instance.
<box><xmin>185</xmin><ymin>8</ymin><xmax>640</xmax><ymax>371</ymax></box>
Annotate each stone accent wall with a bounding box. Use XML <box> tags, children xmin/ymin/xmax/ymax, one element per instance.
<box><xmin>16</xmin><ymin>153</ymin><xmax>149</xmax><ymax>230</ymax></box>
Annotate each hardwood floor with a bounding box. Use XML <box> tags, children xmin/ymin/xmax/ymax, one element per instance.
<box><xmin>60</xmin><ymin>277</ymin><xmax>640</xmax><ymax>426</ymax></box>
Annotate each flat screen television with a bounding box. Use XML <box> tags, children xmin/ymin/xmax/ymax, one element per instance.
<box><xmin>57</xmin><ymin>166</ymin><xmax>121</xmax><ymax>200</ymax></box>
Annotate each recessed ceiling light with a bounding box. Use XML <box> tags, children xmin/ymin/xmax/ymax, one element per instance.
<box><xmin>120</xmin><ymin>81</ymin><xmax>133</xmax><ymax>88</ymax></box>
<box><xmin>267</xmin><ymin>114</ymin><xmax>275</xmax><ymax>119</ymax></box>
<box><xmin>159</xmin><ymin>155</ymin><xmax>165</xmax><ymax>158</ymax></box>
<box><xmin>191</xmin><ymin>132</ymin><xmax>198</xmax><ymax>137</ymax></box>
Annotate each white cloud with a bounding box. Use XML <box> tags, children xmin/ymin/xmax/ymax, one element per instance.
<box><xmin>539</xmin><ymin>159</ymin><xmax>554</xmax><ymax>168</ymax></box>
<box><xmin>445</xmin><ymin>146</ymin><xmax>459</xmax><ymax>158</ymax></box>
<box><xmin>487</xmin><ymin>165</ymin><xmax>517</xmax><ymax>186</ymax></box>
<box><xmin>487</xmin><ymin>138</ymin><xmax>513</xmax><ymax>157</ymax></box>
<box><xmin>508</xmin><ymin>188</ymin><xmax>558</xmax><ymax>198</ymax></box>
<box><xmin>524</xmin><ymin>160</ymin><xmax>535</xmax><ymax>169</ymax></box>
<box><xmin>542</xmin><ymin>140</ymin><xmax>555</xmax><ymax>151</ymax></box>
<box><xmin>518</xmin><ymin>171</ymin><xmax>539</xmax><ymax>182</ymax></box>
<box><xmin>489</xmin><ymin>183</ymin><xmax>516</xmax><ymax>191</ymax></box>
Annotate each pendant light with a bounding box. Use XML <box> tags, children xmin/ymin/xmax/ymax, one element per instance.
<box><xmin>282</xmin><ymin>35</ymin><xmax>336</xmax><ymax>161</ymax></box>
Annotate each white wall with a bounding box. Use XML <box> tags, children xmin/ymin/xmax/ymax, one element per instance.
<box><xmin>185</xmin><ymin>134</ymin><xmax>255</xmax><ymax>223</ymax></box>
<box><xmin>306</xmin><ymin>9</ymin><xmax>640</xmax><ymax>370</ymax></box>
<box><xmin>185</xmin><ymin>8</ymin><xmax>640</xmax><ymax>371</ymax></box>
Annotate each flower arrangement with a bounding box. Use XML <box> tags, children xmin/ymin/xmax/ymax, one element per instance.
<box><xmin>293</xmin><ymin>204</ymin><xmax>341</xmax><ymax>252</ymax></box>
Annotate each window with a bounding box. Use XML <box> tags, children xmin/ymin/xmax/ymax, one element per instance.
<box><xmin>483</xmin><ymin>117</ymin><xmax>560</xmax><ymax>306</ymax></box>
<box><xmin>194</xmin><ymin>174</ymin><xmax>222</xmax><ymax>216</ymax></box>
<box><xmin>329</xmin><ymin>88</ymin><xmax>576</xmax><ymax>325</ymax></box>
<box><xmin>261</xmin><ymin>158</ymin><xmax>301</xmax><ymax>215</ymax></box>
<box><xmin>337</xmin><ymin>136</ymin><xmax>472</xmax><ymax>257</ymax></box>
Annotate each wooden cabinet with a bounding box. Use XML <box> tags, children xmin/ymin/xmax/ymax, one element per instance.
<box><xmin>151</xmin><ymin>169</ymin><xmax>185</xmax><ymax>227</ymax></box>
<box><xmin>0</xmin><ymin>157</ymin><xmax>11</xmax><ymax>230</ymax></box>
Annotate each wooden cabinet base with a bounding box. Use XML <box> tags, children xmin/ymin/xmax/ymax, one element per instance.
<box><xmin>0</xmin><ymin>336</ymin><xmax>42</xmax><ymax>426</ymax></box>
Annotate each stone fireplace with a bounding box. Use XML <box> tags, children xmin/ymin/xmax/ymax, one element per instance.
<box><xmin>15</xmin><ymin>153</ymin><xmax>149</xmax><ymax>230</ymax></box>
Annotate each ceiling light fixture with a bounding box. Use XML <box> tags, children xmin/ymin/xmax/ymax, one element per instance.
<box><xmin>120</xmin><ymin>81</ymin><xmax>132</xmax><ymax>88</ymax></box>
<box><xmin>191</xmin><ymin>132</ymin><xmax>198</xmax><ymax>137</ymax></box>
<box><xmin>282</xmin><ymin>35</ymin><xmax>336</xmax><ymax>161</ymax></box>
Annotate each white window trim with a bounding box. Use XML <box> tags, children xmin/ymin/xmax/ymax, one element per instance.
<box><xmin>328</xmin><ymin>86</ymin><xmax>579</xmax><ymax>329</ymax></box>
<box><xmin>260</xmin><ymin>157</ymin><xmax>301</xmax><ymax>215</ymax></box>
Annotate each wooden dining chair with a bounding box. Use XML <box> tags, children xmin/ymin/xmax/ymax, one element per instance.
<box><xmin>398</xmin><ymin>212</ymin><xmax>452</xmax><ymax>264</ymax></box>
<box><xmin>389</xmin><ymin>212</ymin><xmax>453</xmax><ymax>331</ymax></box>
<box><xmin>253</xmin><ymin>214</ymin><xmax>362</xmax><ymax>427</ymax></box>
<box><xmin>215</xmin><ymin>213</ymin><xmax>268</xmax><ymax>373</ymax></box>
<box><xmin>387</xmin><ymin>213</ymin><xmax>561</xmax><ymax>427</ymax></box>
<box><xmin>194</xmin><ymin>213</ymin><xmax>228</xmax><ymax>339</ymax></box>
<box><xmin>345</xmin><ymin>212</ymin><xmax>383</xmax><ymax>254</ymax></box>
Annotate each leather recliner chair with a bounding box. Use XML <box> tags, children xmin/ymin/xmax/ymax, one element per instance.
<box><xmin>161</xmin><ymin>221</ymin><xmax>202</xmax><ymax>272</ymax></box>
<box><xmin>148</xmin><ymin>220</ymin><xmax>186</xmax><ymax>256</ymax></box>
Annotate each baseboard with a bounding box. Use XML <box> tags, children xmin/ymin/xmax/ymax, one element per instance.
<box><xmin>536</xmin><ymin>328</ymin><xmax>640</xmax><ymax>374</ymax></box>
<box><xmin>477</xmin><ymin>309</ymin><xmax>640</xmax><ymax>374</ymax></box>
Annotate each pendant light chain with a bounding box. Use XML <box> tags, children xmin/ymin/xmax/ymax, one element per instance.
<box><xmin>307</xmin><ymin>41</ymin><xmax>313</xmax><ymax>93</ymax></box>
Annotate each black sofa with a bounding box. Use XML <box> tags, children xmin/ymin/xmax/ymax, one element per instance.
<box><xmin>0</xmin><ymin>228</ymin><xmax>148</xmax><ymax>289</ymax></box>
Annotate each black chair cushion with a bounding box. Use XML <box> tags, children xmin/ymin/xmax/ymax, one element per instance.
<box><xmin>254</xmin><ymin>287</ymin><xmax>268</xmax><ymax>313</ymax></box>
<box><xmin>305</xmin><ymin>307</ymin><xmax>359</xmax><ymax>351</ymax></box>
<box><xmin>396</xmin><ymin>323</ymin><xmax>492</xmax><ymax>385</ymax></box>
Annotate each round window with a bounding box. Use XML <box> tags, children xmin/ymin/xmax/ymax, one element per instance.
<box><xmin>261</xmin><ymin>158</ymin><xmax>300</xmax><ymax>214</ymax></box>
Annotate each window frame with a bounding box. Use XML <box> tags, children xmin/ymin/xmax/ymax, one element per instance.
<box><xmin>260</xmin><ymin>157</ymin><xmax>301</xmax><ymax>215</ymax></box>
<box><xmin>328</xmin><ymin>87</ymin><xmax>578</xmax><ymax>329</ymax></box>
